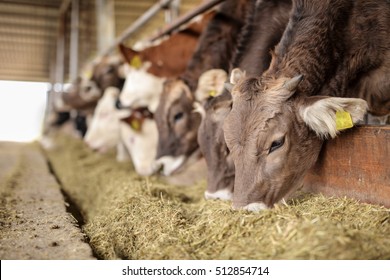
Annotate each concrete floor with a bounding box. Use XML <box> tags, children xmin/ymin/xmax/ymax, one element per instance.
<box><xmin>0</xmin><ymin>141</ymin><xmax>95</xmax><ymax>259</ymax></box>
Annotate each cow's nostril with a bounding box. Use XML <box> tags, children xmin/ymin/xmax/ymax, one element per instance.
<box><xmin>152</xmin><ymin>161</ymin><xmax>164</xmax><ymax>174</ymax></box>
<box><xmin>157</xmin><ymin>164</ymin><xmax>164</xmax><ymax>174</ymax></box>
<box><xmin>115</xmin><ymin>99</ymin><xmax>122</xmax><ymax>109</ymax></box>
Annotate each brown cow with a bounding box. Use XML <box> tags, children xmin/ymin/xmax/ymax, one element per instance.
<box><xmin>119</xmin><ymin>11</ymin><xmax>214</xmax><ymax>80</ymax></box>
<box><xmin>154</xmin><ymin>0</ymin><xmax>253</xmax><ymax>176</ymax></box>
<box><xmin>197</xmin><ymin>0</ymin><xmax>292</xmax><ymax>200</ymax></box>
<box><xmin>223</xmin><ymin>0</ymin><xmax>389</xmax><ymax>211</ymax></box>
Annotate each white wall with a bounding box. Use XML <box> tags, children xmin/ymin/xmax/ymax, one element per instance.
<box><xmin>0</xmin><ymin>81</ymin><xmax>48</xmax><ymax>142</ymax></box>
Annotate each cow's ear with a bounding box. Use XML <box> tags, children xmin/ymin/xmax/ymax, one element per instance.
<box><xmin>195</xmin><ymin>69</ymin><xmax>227</xmax><ymax>102</ymax></box>
<box><xmin>116</xmin><ymin>109</ymin><xmax>131</xmax><ymax>120</ymax></box>
<box><xmin>119</xmin><ymin>44</ymin><xmax>139</xmax><ymax>65</ymax></box>
<box><xmin>230</xmin><ymin>68</ymin><xmax>245</xmax><ymax>84</ymax></box>
<box><xmin>299</xmin><ymin>96</ymin><xmax>368</xmax><ymax>139</ymax></box>
<box><xmin>225</xmin><ymin>68</ymin><xmax>245</xmax><ymax>96</ymax></box>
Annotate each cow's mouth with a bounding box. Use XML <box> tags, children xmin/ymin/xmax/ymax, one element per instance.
<box><xmin>95</xmin><ymin>146</ymin><xmax>108</xmax><ymax>154</ymax></box>
<box><xmin>204</xmin><ymin>188</ymin><xmax>233</xmax><ymax>201</ymax></box>
<box><xmin>232</xmin><ymin>202</ymin><xmax>269</xmax><ymax>212</ymax></box>
<box><xmin>154</xmin><ymin>148</ymin><xmax>203</xmax><ymax>176</ymax></box>
<box><xmin>153</xmin><ymin>155</ymin><xmax>186</xmax><ymax>176</ymax></box>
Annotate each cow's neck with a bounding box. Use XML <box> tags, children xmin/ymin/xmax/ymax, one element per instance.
<box><xmin>265</xmin><ymin>0</ymin><xmax>352</xmax><ymax>96</ymax></box>
<box><xmin>180</xmin><ymin>0</ymin><xmax>251</xmax><ymax>93</ymax></box>
<box><xmin>233</xmin><ymin>0</ymin><xmax>290</xmax><ymax>76</ymax></box>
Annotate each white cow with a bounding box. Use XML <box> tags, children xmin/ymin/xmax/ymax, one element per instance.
<box><xmin>84</xmin><ymin>87</ymin><xmax>127</xmax><ymax>154</ymax></box>
<box><xmin>119</xmin><ymin>116</ymin><xmax>158</xmax><ymax>176</ymax></box>
<box><xmin>84</xmin><ymin>85</ymin><xmax>158</xmax><ymax>176</ymax></box>
<box><xmin>119</xmin><ymin>64</ymin><xmax>165</xmax><ymax>114</ymax></box>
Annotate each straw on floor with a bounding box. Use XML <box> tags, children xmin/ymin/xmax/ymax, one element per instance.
<box><xmin>44</xmin><ymin>134</ymin><xmax>390</xmax><ymax>260</ymax></box>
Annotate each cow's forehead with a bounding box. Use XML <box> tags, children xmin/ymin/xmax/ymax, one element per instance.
<box><xmin>162</xmin><ymin>79</ymin><xmax>192</xmax><ymax>109</ymax></box>
<box><xmin>126</xmin><ymin>69</ymin><xmax>163</xmax><ymax>88</ymax></box>
<box><xmin>232</xmin><ymin>77</ymin><xmax>290</xmax><ymax>118</ymax></box>
<box><xmin>228</xmin><ymin>95</ymin><xmax>289</xmax><ymax>143</ymax></box>
<box><xmin>127</xmin><ymin>69</ymin><xmax>149</xmax><ymax>81</ymax></box>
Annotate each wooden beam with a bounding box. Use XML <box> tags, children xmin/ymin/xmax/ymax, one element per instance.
<box><xmin>304</xmin><ymin>125</ymin><xmax>390</xmax><ymax>208</ymax></box>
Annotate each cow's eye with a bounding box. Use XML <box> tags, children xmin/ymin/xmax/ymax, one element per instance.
<box><xmin>105</xmin><ymin>67</ymin><xmax>115</xmax><ymax>74</ymax></box>
<box><xmin>269</xmin><ymin>136</ymin><xmax>285</xmax><ymax>154</ymax></box>
<box><xmin>174</xmin><ymin>112</ymin><xmax>184</xmax><ymax>122</ymax></box>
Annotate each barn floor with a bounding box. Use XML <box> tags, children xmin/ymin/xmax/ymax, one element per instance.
<box><xmin>0</xmin><ymin>141</ymin><xmax>95</xmax><ymax>259</ymax></box>
<box><xmin>1</xmin><ymin>134</ymin><xmax>390</xmax><ymax>260</ymax></box>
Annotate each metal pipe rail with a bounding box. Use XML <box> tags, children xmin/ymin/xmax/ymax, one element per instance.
<box><xmin>149</xmin><ymin>0</ymin><xmax>225</xmax><ymax>42</ymax></box>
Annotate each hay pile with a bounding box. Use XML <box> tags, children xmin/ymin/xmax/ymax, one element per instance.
<box><xmin>44</xmin><ymin>134</ymin><xmax>390</xmax><ymax>260</ymax></box>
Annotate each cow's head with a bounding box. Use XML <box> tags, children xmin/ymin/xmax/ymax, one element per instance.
<box><xmin>62</xmin><ymin>77</ymin><xmax>100</xmax><ymax>111</ymax></box>
<box><xmin>195</xmin><ymin>69</ymin><xmax>235</xmax><ymax>200</ymax></box>
<box><xmin>119</xmin><ymin>65</ymin><xmax>165</xmax><ymax>113</ymax></box>
<box><xmin>154</xmin><ymin>78</ymin><xmax>201</xmax><ymax>176</ymax></box>
<box><xmin>91</xmin><ymin>55</ymin><xmax>126</xmax><ymax>92</ymax></box>
<box><xmin>78</xmin><ymin>78</ymin><xmax>101</xmax><ymax>103</ymax></box>
<box><xmin>84</xmin><ymin>87</ymin><xmax>130</xmax><ymax>153</ymax></box>
<box><xmin>224</xmin><ymin>68</ymin><xmax>368</xmax><ymax>211</ymax></box>
<box><xmin>120</xmin><ymin>111</ymin><xmax>158</xmax><ymax>176</ymax></box>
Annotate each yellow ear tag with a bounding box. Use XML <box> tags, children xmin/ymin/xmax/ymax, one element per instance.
<box><xmin>130</xmin><ymin>55</ymin><xmax>142</xmax><ymax>69</ymax></box>
<box><xmin>209</xmin><ymin>90</ymin><xmax>217</xmax><ymax>97</ymax></box>
<box><xmin>84</xmin><ymin>70</ymin><xmax>92</xmax><ymax>80</ymax></box>
<box><xmin>130</xmin><ymin>119</ymin><xmax>141</xmax><ymax>132</ymax></box>
<box><xmin>336</xmin><ymin>110</ymin><xmax>354</xmax><ymax>130</ymax></box>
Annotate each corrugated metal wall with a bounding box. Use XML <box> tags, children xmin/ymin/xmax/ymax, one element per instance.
<box><xmin>0</xmin><ymin>0</ymin><xmax>61</xmax><ymax>82</ymax></box>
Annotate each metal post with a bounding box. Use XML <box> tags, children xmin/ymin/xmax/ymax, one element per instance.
<box><xmin>69</xmin><ymin>0</ymin><xmax>80</xmax><ymax>82</ymax></box>
<box><xmin>96</xmin><ymin>0</ymin><xmax>115</xmax><ymax>54</ymax></box>
<box><xmin>55</xmin><ymin>12</ymin><xmax>66</xmax><ymax>92</ymax></box>
<box><xmin>165</xmin><ymin>0</ymin><xmax>180</xmax><ymax>23</ymax></box>
<box><xmin>54</xmin><ymin>0</ymin><xmax>72</xmax><ymax>110</ymax></box>
<box><xmin>55</xmin><ymin>0</ymin><xmax>72</xmax><ymax>90</ymax></box>
<box><xmin>102</xmin><ymin>0</ymin><xmax>174</xmax><ymax>55</ymax></box>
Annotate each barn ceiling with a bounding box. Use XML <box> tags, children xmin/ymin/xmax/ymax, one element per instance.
<box><xmin>0</xmin><ymin>0</ymin><xmax>201</xmax><ymax>83</ymax></box>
